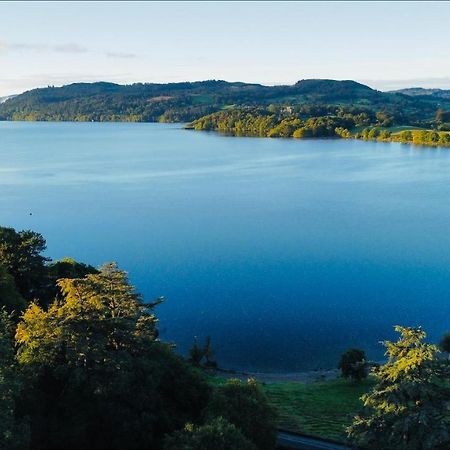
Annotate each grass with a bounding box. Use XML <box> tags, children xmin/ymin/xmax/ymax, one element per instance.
<box><xmin>351</xmin><ymin>125</ymin><xmax>425</xmax><ymax>134</ymax></box>
<box><xmin>265</xmin><ymin>378</ymin><xmax>375</xmax><ymax>441</ymax></box>
<box><xmin>208</xmin><ymin>375</ymin><xmax>375</xmax><ymax>443</ymax></box>
<box><xmin>385</xmin><ymin>125</ymin><xmax>425</xmax><ymax>133</ymax></box>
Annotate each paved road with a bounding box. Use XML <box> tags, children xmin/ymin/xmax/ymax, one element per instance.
<box><xmin>277</xmin><ymin>430</ymin><xmax>355</xmax><ymax>450</ymax></box>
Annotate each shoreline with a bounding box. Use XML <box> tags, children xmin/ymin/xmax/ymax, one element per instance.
<box><xmin>209</xmin><ymin>366</ymin><xmax>340</xmax><ymax>384</ymax></box>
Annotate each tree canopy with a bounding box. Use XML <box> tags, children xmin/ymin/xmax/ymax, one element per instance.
<box><xmin>348</xmin><ymin>326</ymin><xmax>450</xmax><ymax>450</ymax></box>
<box><xmin>15</xmin><ymin>263</ymin><xmax>209</xmax><ymax>450</ymax></box>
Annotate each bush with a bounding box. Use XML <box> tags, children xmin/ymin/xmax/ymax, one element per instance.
<box><xmin>338</xmin><ymin>348</ymin><xmax>368</xmax><ymax>381</ymax></box>
<box><xmin>163</xmin><ymin>417</ymin><xmax>256</xmax><ymax>450</ymax></box>
<box><xmin>439</xmin><ymin>332</ymin><xmax>450</xmax><ymax>354</ymax></box>
<box><xmin>204</xmin><ymin>379</ymin><xmax>277</xmax><ymax>450</ymax></box>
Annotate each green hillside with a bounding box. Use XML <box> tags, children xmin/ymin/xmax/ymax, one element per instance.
<box><xmin>1</xmin><ymin>78</ymin><xmax>449</xmax><ymax>125</ymax></box>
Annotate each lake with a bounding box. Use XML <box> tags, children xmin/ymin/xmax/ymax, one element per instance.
<box><xmin>1</xmin><ymin>121</ymin><xmax>450</xmax><ymax>372</ymax></box>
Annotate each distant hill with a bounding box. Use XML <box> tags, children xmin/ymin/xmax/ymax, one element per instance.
<box><xmin>0</xmin><ymin>79</ymin><xmax>448</xmax><ymax>123</ymax></box>
<box><xmin>390</xmin><ymin>87</ymin><xmax>450</xmax><ymax>99</ymax></box>
<box><xmin>0</xmin><ymin>94</ymin><xmax>17</xmax><ymax>104</ymax></box>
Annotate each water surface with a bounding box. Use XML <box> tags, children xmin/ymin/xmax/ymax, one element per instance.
<box><xmin>1</xmin><ymin>121</ymin><xmax>450</xmax><ymax>371</ymax></box>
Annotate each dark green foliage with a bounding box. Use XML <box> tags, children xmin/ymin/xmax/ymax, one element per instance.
<box><xmin>376</xmin><ymin>111</ymin><xmax>394</xmax><ymax>127</ymax></box>
<box><xmin>0</xmin><ymin>264</ymin><xmax>26</xmax><ymax>312</ymax></box>
<box><xmin>0</xmin><ymin>309</ymin><xmax>29</xmax><ymax>449</ymax></box>
<box><xmin>436</xmin><ymin>109</ymin><xmax>450</xmax><ymax>123</ymax></box>
<box><xmin>47</xmin><ymin>257</ymin><xmax>98</xmax><ymax>280</ymax></box>
<box><xmin>2</xmin><ymin>79</ymin><xmax>449</xmax><ymax>127</ymax></box>
<box><xmin>439</xmin><ymin>332</ymin><xmax>450</xmax><ymax>354</ymax></box>
<box><xmin>0</xmin><ymin>226</ymin><xmax>49</xmax><ymax>303</ymax></box>
<box><xmin>203</xmin><ymin>336</ymin><xmax>217</xmax><ymax>368</ymax></box>
<box><xmin>338</xmin><ymin>349</ymin><xmax>368</xmax><ymax>381</ymax></box>
<box><xmin>189</xmin><ymin>336</ymin><xmax>217</xmax><ymax>368</ymax></box>
<box><xmin>46</xmin><ymin>257</ymin><xmax>99</xmax><ymax>301</ymax></box>
<box><xmin>191</xmin><ymin>108</ymin><xmax>358</xmax><ymax>138</ymax></box>
<box><xmin>189</xmin><ymin>337</ymin><xmax>204</xmax><ymax>366</ymax></box>
<box><xmin>348</xmin><ymin>326</ymin><xmax>450</xmax><ymax>450</ymax></box>
<box><xmin>15</xmin><ymin>263</ymin><xmax>210</xmax><ymax>450</ymax></box>
<box><xmin>163</xmin><ymin>417</ymin><xmax>256</xmax><ymax>450</ymax></box>
<box><xmin>205</xmin><ymin>379</ymin><xmax>277</xmax><ymax>450</ymax></box>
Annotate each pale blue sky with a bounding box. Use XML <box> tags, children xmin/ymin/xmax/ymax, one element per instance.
<box><xmin>1</xmin><ymin>1</ymin><xmax>450</xmax><ymax>96</ymax></box>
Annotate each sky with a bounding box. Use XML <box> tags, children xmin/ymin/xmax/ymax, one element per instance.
<box><xmin>1</xmin><ymin>1</ymin><xmax>450</xmax><ymax>96</ymax></box>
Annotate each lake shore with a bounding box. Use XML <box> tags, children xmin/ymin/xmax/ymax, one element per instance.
<box><xmin>210</xmin><ymin>367</ymin><xmax>340</xmax><ymax>384</ymax></box>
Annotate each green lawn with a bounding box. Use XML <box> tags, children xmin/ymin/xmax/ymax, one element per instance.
<box><xmin>351</xmin><ymin>125</ymin><xmax>425</xmax><ymax>134</ymax></box>
<box><xmin>264</xmin><ymin>378</ymin><xmax>374</xmax><ymax>442</ymax></box>
<box><xmin>385</xmin><ymin>125</ymin><xmax>425</xmax><ymax>133</ymax></box>
<box><xmin>208</xmin><ymin>375</ymin><xmax>375</xmax><ymax>443</ymax></box>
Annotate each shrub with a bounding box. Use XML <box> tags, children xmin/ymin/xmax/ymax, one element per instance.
<box><xmin>163</xmin><ymin>417</ymin><xmax>256</xmax><ymax>450</ymax></box>
<box><xmin>338</xmin><ymin>348</ymin><xmax>368</xmax><ymax>381</ymax></box>
<box><xmin>204</xmin><ymin>379</ymin><xmax>276</xmax><ymax>450</ymax></box>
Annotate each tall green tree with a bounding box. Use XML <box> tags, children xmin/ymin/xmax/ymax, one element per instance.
<box><xmin>348</xmin><ymin>326</ymin><xmax>450</xmax><ymax>450</ymax></box>
<box><xmin>15</xmin><ymin>263</ymin><xmax>209</xmax><ymax>450</ymax></box>
<box><xmin>0</xmin><ymin>309</ymin><xmax>29</xmax><ymax>449</ymax></box>
<box><xmin>0</xmin><ymin>264</ymin><xmax>26</xmax><ymax>312</ymax></box>
<box><xmin>0</xmin><ymin>226</ymin><xmax>49</xmax><ymax>303</ymax></box>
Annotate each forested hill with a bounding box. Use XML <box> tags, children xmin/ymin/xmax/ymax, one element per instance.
<box><xmin>390</xmin><ymin>87</ymin><xmax>450</xmax><ymax>99</ymax></box>
<box><xmin>1</xmin><ymin>78</ymin><xmax>447</xmax><ymax>123</ymax></box>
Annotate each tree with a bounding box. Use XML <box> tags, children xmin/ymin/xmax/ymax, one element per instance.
<box><xmin>205</xmin><ymin>379</ymin><xmax>276</xmax><ymax>450</ymax></box>
<box><xmin>439</xmin><ymin>332</ymin><xmax>450</xmax><ymax>355</ymax></box>
<box><xmin>46</xmin><ymin>257</ymin><xmax>99</xmax><ymax>301</ymax></box>
<box><xmin>189</xmin><ymin>337</ymin><xmax>205</xmax><ymax>367</ymax></box>
<box><xmin>376</xmin><ymin>112</ymin><xmax>393</xmax><ymax>127</ymax></box>
<box><xmin>0</xmin><ymin>309</ymin><xmax>29</xmax><ymax>449</ymax></box>
<box><xmin>0</xmin><ymin>226</ymin><xmax>49</xmax><ymax>302</ymax></box>
<box><xmin>203</xmin><ymin>336</ymin><xmax>217</xmax><ymax>368</ymax></box>
<box><xmin>338</xmin><ymin>348</ymin><xmax>368</xmax><ymax>381</ymax></box>
<box><xmin>0</xmin><ymin>264</ymin><xmax>26</xmax><ymax>312</ymax></box>
<box><xmin>436</xmin><ymin>109</ymin><xmax>450</xmax><ymax>124</ymax></box>
<box><xmin>368</xmin><ymin>128</ymin><xmax>380</xmax><ymax>140</ymax></box>
<box><xmin>439</xmin><ymin>133</ymin><xmax>450</xmax><ymax>145</ymax></box>
<box><xmin>163</xmin><ymin>417</ymin><xmax>257</xmax><ymax>450</ymax></box>
<box><xmin>189</xmin><ymin>336</ymin><xmax>217</xmax><ymax>368</ymax></box>
<box><xmin>335</xmin><ymin>127</ymin><xmax>351</xmax><ymax>138</ymax></box>
<box><xmin>15</xmin><ymin>263</ymin><xmax>210</xmax><ymax>450</ymax></box>
<box><xmin>293</xmin><ymin>127</ymin><xmax>312</xmax><ymax>138</ymax></box>
<box><xmin>47</xmin><ymin>257</ymin><xmax>98</xmax><ymax>280</ymax></box>
<box><xmin>400</xmin><ymin>130</ymin><xmax>413</xmax><ymax>143</ymax></box>
<box><xmin>378</xmin><ymin>130</ymin><xmax>392</xmax><ymax>140</ymax></box>
<box><xmin>348</xmin><ymin>326</ymin><xmax>450</xmax><ymax>450</ymax></box>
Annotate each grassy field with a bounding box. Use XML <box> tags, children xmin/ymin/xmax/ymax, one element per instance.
<box><xmin>209</xmin><ymin>375</ymin><xmax>375</xmax><ymax>443</ymax></box>
<box><xmin>352</xmin><ymin>125</ymin><xmax>425</xmax><ymax>134</ymax></box>
<box><xmin>264</xmin><ymin>378</ymin><xmax>375</xmax><ymax>442</ymax></box>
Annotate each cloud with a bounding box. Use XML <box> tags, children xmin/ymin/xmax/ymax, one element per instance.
<box><xmin>54</xmin><ymin>43</ymin><xmax>88</xmax><ymax>53</ymax></box>
<box><xmin>0</xmin><ymin>41</ymin><xmax>134</xmax><ymax>58</ymax></box>
<box><xmin>9</xmin><ymin>43</ymin><xmax>47</xmax><ymax>51</ymax></box>
<box><xmin>5</xmin><ymin>42</ymin><xmax>87</xmax><ymax>53</ymax></box>
<box><xmin>105</xmin><ymin>51</ymin><xmax>136</xmax><ymax>59</ymax></box>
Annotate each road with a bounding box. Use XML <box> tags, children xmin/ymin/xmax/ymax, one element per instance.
<box><xmin>277</xmin><ymin>430</ymin><xmax>356</xmax><ymax>450</ymax></box>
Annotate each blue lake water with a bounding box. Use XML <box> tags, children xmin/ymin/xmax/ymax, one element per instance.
<box><xmin>1</xmin><ymin>121</ymin><xmax>450</xmax><ymax>371</ymax></box>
